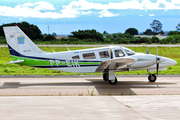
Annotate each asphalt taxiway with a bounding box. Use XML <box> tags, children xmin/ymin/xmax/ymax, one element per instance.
<box><xmin>0</xmin><ymin>76</ymin><xmax>180</xmax><ymax>95</ymax></box>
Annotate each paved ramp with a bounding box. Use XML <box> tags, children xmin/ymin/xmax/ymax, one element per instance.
<box><xmin>0</xmin><ymin>96</ymin><xmax>180</xmax><ymax>120</ymax></box>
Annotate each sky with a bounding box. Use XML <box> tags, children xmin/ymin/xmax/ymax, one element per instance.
<box><xmin>0</xmin><ymin>0</ymin><xmax>180</xmax><ymax>34</ymax></box>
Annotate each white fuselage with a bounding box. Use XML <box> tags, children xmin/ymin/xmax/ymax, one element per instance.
<box><xmin>32</xmin><ymin>46</ymin><xmax>176</xmax><ymax>73</ymax></box>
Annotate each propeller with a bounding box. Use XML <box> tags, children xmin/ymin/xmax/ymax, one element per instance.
<box><xmin>156</xmin><ymin>47</ymin><xmax>160</xmax><ymax>76</ymax></box>
<box><xmin>147</xmin><ymin>47</ymin><xmax>160</xmax><ymax>76</ymax></box>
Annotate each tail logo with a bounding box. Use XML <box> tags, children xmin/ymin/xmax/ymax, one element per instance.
<box><xmin>17</xmin><ymin>35</ymin><xmax>25</xmax><ymax>44</ymax></box>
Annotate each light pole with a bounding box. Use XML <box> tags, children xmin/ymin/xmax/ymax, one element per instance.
<box><xmin>48</xmin><ymin>26</ymin><xmax>49</xmax><ymax>34</ymax></box>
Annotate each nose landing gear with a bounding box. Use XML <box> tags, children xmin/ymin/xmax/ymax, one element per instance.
<box><xmin>148</xmin><ymin>74</ymin><xmax>157</xmax><ymax>82</ymax></box>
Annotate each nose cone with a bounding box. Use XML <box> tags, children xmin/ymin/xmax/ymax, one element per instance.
<box><xmin>162</xmin><ymin>58</ymin><xmax>177</xmax><ymax>67</ymax></box>
<box><xmin>170</xmin><ymin>59</ymin><xmax>177</xmax><ymax>66</ymax></box>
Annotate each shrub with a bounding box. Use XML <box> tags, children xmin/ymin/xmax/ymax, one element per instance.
<box><xmin>151</xmin><ymin>36</ymin><xmax>160</xmax><ymax>43</ymax></box>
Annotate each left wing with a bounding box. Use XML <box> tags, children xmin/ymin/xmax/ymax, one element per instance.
<box><xmin>95</xmin><ymin>57</ymin><xmax>137</xmax><ymax>72</ymax></box>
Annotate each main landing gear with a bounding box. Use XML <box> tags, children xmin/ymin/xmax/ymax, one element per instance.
<box><xmin>103</xmin><ymin>73</ymin><xmax>117</xmax><ymax>85</ymax></box>
<box><xmin>103</xmin><ymin>72</ymin><xmax>157</xmax><ymax>85</ymax></box>
<box><xmin>148</xmin><ymin>74</ymin><xmax>157</xmax><ymax>82</ymax></box>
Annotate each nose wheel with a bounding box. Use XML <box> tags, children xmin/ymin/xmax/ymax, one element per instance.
<box><xmin>148</xmin><ymin>74</ymin><xmax>157</xmax><ymax>82</ymax></box>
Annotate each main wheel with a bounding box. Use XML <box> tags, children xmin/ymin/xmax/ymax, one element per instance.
<box><xmin>103</xmin><ymin>73</ymin><xmax>109</xmax><ymax>81</ymax></box>
<box><xmin>148</xmin><ymin>74</ymin><xmax>157</xmax><ymax>82</ymax></box>
<box><xmin>108</xmin><ymin>77</ymin><xmax>117</xmax><ymax>85</ymax></box>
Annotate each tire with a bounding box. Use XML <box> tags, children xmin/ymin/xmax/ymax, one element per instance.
<box><xmin>148</xmin><ymin>74</ymin><xmax>157</xmax><ymax>82</ymax></box>
<box><xmin>108</xmin><ymin>77</ymin><xmax>117</xmax><ymax>85</ymax></box>
<box><xmin>103</xmin><ymin>73</ymin><xmax>109</xmax><ymax>81</ymax></box>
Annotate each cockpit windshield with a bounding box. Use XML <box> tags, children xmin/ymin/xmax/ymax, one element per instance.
<box><xmin>122</xmin><ymin>47</ymin><xmax>135</xmax><ymax>56</ymax></box>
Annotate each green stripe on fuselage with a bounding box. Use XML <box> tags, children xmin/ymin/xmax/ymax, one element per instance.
<box><xmin>10</xmin><ymin>56</ymin><xmax>101</xmax><ymax>66</ymax></box>
<box><xmin>138</xmin><ymin>59</ymin><xmax>149</xmax><ymax>61</ymax></box>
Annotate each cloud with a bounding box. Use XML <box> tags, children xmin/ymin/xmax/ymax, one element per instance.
<box><xmin>34</xmin><ymin>1</ymin><xmax>55</xmax><ymax>11</ymax></box>
<box><xmin>65</xmin><ymin>0</ymin><xmax>180</xmax><ymax>11</ymax></box>
<box><xmin>0</xmin><ymin>0</ymin><xmax>180</xmax><ymax>19</ymax></box>
<box><xmin>0</xmin><ymin>1</ymin><xmax>78</xmax><ymax>19</ymax></box>
<box><xmin>172</xmin><ymin>0</ymin><xmax>180</xmax><ymax>6</ymax></box>
<box><xmin>99</xmin><ymin>10</ymin><xmax>119</xmax><ymax>17</ymax></box>
<box><xmin>149</xmin><ymin>14</ymin><xmax>155</xmax><ymax>16</ymax></box>
<box><xmin>20</xmin><ymin>3</ymin><xmax>34</xmax><ymax>7</ymax></box>
<box><xmin>81</xmin><ymin>11</ymin><xmax>92</xmax><ymax>15</ymax></box>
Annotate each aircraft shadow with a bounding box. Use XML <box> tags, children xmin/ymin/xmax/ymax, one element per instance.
<box><xmin>85</xmin><ymin>79</ymin><xmax>176</xmax><ymax>95</ymax></box>
<box><xmin>0</xmin><ymin>79</ymin><xmax>176</xmax><ymax>95</ymax></box>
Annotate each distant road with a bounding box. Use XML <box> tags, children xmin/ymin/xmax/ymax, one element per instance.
<box><xmin>1</xmin><ymin>44</ymin><xmax>180</xmax><ymax>47</ymax></box>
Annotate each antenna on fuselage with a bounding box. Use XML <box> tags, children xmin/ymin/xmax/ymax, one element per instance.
<box><xmin>50</xmin><ymin>47</ymin><xmax>55</xmax><ymax>53</ymax></box>
<box><xmin>67</xmin><ymin>47</ymin><xmax>70</xmax><ymax>51</ymax></box>
<box><xmin>146</xmin><ymin>47</ymin><xmax>150</xmax><ymax>54</ymax></box>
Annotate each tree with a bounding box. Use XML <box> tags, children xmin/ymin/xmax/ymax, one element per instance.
<box><xmin>112</xmin><ymin>34</ymin><xmax>118</xmax><ymax>39</ymax></box>
<box><xmin>168</xmin><ymin>31</ymin><xmax>180</xmax><ymax>36</ymax></box>
<box><xmin>43</xmin><ymin>34</ymin><xmax>56</xmax><ymax>42</ymax></box>
<box><xmin>151</xmin><ymin>36</ymin><xmax>160</xmax><ymax>43</ymax></box>
<box><xmin>150</xmin><ymin>20</ymin><xmax>163</xmax><ymax>34</ymax></box>
<box><xmin>143</xmin><ymin>29</ymin><xmax>154</xmax><ymax>35</ymax></box>
<box><xmin>0</xmin><ymin>21</ymin><xmax>43</xmax><ymax>40</ymax></box>
<box><xmin>70</xmin><ymin>29</ymin><xmax>103</xmax><ymax>42</ymax></box>
<box><xmin>176</xmin><ymin>23</ymin><xmax>180</xmax><ymax>31</ymax></box>
<box><xmin>52</xmin><ymin>32</ymin><xmax>57</xmax><ymax>36</ymax></box>
<box><xmin>103</xmin><ymin>31</ymin><xmax>108</xmax><ymax>34</ymax></box>
<box><xmin>125</xmin><ymin>28</ymin><xmax>138</xmax><ymax>36</ymax></box>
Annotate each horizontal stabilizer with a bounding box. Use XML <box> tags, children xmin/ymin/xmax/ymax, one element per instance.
<box><xmin>7</xmin><ymin>59</ymin><xmax>24</xmax><ymax>64</ymax></box>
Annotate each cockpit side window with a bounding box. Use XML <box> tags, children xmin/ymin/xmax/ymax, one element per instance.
<box><xmin>124</xmin><ymin>48</ymin><xmax>135</xmax><ymax>56</ymax></box>
<box><xmin>114</xmin><ymin>49</ymin><xmax>125</xmax><ymax>57</ymax></box>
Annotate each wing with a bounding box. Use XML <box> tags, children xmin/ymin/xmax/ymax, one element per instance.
<box><xmin>95</xmin><ymin>57</ymin><xmax>137</xmax><ymax>72</ymax></box>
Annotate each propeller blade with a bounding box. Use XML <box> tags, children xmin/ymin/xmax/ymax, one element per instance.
<box><xmin>156</xmin><ymin>47</ymin><xmax>158</xmax><ymax>56</ymax></box>
<box><xmin>146</xmin><ymin>47</ymin><xmax>148</xmax><ymax>54</ymax></box>
<box><xmin>156</xmin><ymin>47</ymin><xmax>159</xmax><ymax>76</ymax></box>
<box><xmin>157</xmin><ymin>63</ymin><xmax>159</xmax><ymax>76</ymax></box>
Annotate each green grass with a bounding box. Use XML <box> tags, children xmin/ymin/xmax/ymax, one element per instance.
<box><xmin>0</xmin><ymin>46</ymin><xmax>180</xmax><ymax>76</ymax></box>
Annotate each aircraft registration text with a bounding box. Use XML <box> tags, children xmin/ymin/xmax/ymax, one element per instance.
<box><xmin>49</xmin><ymin>60</ymin><xmax>80</xmax><ymax>67</ymax></box>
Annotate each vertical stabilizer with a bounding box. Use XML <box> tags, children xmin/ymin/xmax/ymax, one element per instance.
<box><xmin>3</xmin><ymin>26</ymin><xmax>46</xmax><ymax>57</ymax></box>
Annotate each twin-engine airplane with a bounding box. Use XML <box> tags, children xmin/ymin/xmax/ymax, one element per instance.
<box><xmin>3</xmin><ymin>26</ymin><xmax>177</xmax><ymax>85</ymax></box>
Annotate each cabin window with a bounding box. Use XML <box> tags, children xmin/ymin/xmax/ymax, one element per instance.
<box><xmin>114</xmin><ymin>49</ymin><xmax>125</xmax><ymax>57</ymax></box>
<box><xmin>83</xmin><ymin>53</ymin><xmax>96</xmax><ymax>59</ymax></box>
<box><xmin>99</xmin><ymin>51</ymin><xmax>110</xmax><ymax>58</ymax></box>
<box><xmin>72</xmin><ymin>55</ymin><xmax>80</xmax><ymax>60</ymax></box>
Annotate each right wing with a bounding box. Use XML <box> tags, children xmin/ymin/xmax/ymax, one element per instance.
<box><xmin>95</xmin><ymin>57</ymin><xmax>137</xmax><ymax>72</ymax></box>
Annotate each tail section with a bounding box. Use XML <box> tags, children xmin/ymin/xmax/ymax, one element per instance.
<box><xmin>3</xmin><ymin>26</ymin><xmax>46</xmax><ymax>57</ymax></box>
